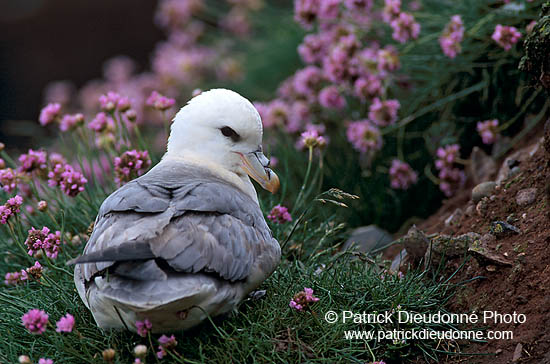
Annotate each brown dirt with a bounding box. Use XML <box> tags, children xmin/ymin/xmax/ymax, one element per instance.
<box><xmin>416</xmin><ymin>138</ymin><xmax>550</xmax><ymax>363</ymax></box>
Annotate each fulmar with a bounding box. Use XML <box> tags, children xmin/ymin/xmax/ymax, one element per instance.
<box><xmin>71</xmin><ymin>89</ymin><xmax>281</xmax><ymax>333</ymax></box>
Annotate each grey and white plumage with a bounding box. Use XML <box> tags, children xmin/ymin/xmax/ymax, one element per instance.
<box><xmin>72</xmin><ymin>89</ymin><xmax>281</xmax><ymax>332</ymax></box>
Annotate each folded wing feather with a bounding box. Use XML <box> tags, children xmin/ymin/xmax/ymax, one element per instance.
<box><xmin>73</xmin><ymin>160</ymin><xmax>274</xmax><ymax>283</ymax></box>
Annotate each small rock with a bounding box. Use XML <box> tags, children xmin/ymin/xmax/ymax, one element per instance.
<box><xmin>444</xmin><ymin>208</ymin><xmax>463</xmax><ymax>227</ymax></box>
<box><xmin>467</xmin><ymin>147</ymin><xmax>497</xmax><ymax>184</ymax></box>
<box><xmin>476</xmin><ymin>198</ymin><xmax>489</xmax><ymax>216</ymax></box>
<box><xmin>490</xmin><ymin>221</ymin><xmax>521</xmax><ymax>237</ymax></box>
<box><xmin>403</xmin><ymin>225</ymin><xmax>430</xmax><ymax>260</ymax></box>
<box><xmin>465</xmin><ymin>204</ymin><xmax>476</xmax><ymax>217</ymax></box>
<box><xmin>495</xmin><ymin>348</ymin><xmax>502</xmax><ymax>355</ymax></box>
<box><xmin>486</xmin><ymin>265</ymin><xmax>496</xmax><ymax>272</ymax></box>
<box><xmin>472</xmin><ymin>181</ymin><xmax>497</xmax><ymax>203</ymax></box>
<box><xmin>343</xmin><ymin>225</ymin><xmax>393</xmax><ymax>254</ymax></box>
<box><xmin>512</xmin><ymin>343</ymin><xmax>523</xmax><ymax>362</ymax></box>
<box><xmin>516</xmin><ymin>188</ymin><xmax>537</xmax><ymax>206</ymax></box>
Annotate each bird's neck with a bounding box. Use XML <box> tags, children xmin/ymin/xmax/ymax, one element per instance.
<box><xmin>161</xmin><ymin>151</ymin><xmax>259</xmax><ymax>204</ymax></box>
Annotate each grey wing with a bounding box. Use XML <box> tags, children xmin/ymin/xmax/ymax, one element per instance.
<box><xmin>74</xmin><ymin>164</ymin><xmax>278</xmax><ymax>283</ymax></box>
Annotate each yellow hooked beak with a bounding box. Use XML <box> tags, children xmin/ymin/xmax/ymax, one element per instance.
<box><xmin>237</xmin><ymin>151</ymin><xmax>280</xmax><ymax>194</ymax></box>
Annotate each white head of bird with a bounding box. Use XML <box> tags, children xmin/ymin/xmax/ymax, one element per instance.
<box><xmin>164</xmin><ymin>89</ymin><xmax>279</xmax><ymax>201</ymax></box>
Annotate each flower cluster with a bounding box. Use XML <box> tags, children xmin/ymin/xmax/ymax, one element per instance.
<box><xmin>267</xmin><ymin>205</ymin><xmax>292</xmax><ymax>224</ymax></box>
<box><xmin>21</xmin><ymin>309</ymin><xmax>49</xmax><ymax>334</ymax></box>
<box><xmin>18</xmin><ymin>149</ymin><xmax>48</xmax><ymax>175</ymax></box>
<box><xmin>47</xmin><ymin>164</ymin><xmax>87</xmax><ymax>197</ymax></box>
<box><xmin>439</xmin><ymin>15</ymin><xmax>464</xmax><ymax>59</ymax></box>
<box><xmin>55</xmin><ymin>313</ymin><xmax>75</xmax><ymax>333</ymax></box>
<box><xmin>114</xmin><ymin>150</ymin><xmax>151</xmax><ymax>186</ymax></box>
<box><xmin>476</xmin><ymin>119</ymin><xmax>499</xmax><ymax>145</ymax></box>
<box><xmin>435</xmin><ymin>144</ymin><xmax>465</xmax><ymax>197</ymax></box>
<box><xmin>389</xmin><ymin>12</ymin><xmax>421</xmax><ymax>44</ymax></box>
<box><xmin>0</xmin><ymin>195</ymin><xmax>23</xmax><ymax>224</ymax></box>
<box><xmin>368</xmin><ymin>98</ymin><xmax>400</xmax><ymax>127</ymax></box>
<box><xmin>24</xmin><ymin>226</ymin><xmax>62</xmax><ymax>259</ymax></box>
<box><xmin>346</xmin><ymin>121</ymin><xmax>383</xmax><ymax>154</ymax></box>
<box><xmin>5</xmin><ymin>261</ymin><xmax>44</xmax><ymax>285</ymax></box>
<box><xmin>299</xmin><ymin>130</ymin><xmax>326</xmax><ymax>149</ymax></box>
<box><xmin>492</xmin><ymin>24</ymin><xmax>521</xmax><ymax>51</ymax></box>
<box><xmin>146</xmin><ymin>91</ymin><xmax>176</xmax><ymax>111</ymax></box>
<box><xmin>156</xmin><ymin>334</ymin><xmax>178</xmax><ymax>359</ymax></box>
<box><xmin>135</xmin><ymin>318</ymin><xmax>152</xmax><ymax>337</ymax></box>
<box><xmin>289</xmin><ymin>287</ymin><xmax>320</xmax><ymax>311</ymax></box>
<box><xmin>389</xmin><ymin>160</ymin><xmax>418</xmax><ymax>190</ymax></box>
<box><xmin>59</xmin><ymin>113</ymin><xmax>84</xmax><ymax>132</ymax></box>
<box><xmin>0</xmin><ymin>168</ymin><xmax>17</xmax><ymax>193</ymax></box>
<box><xmin>39</xmin><ymin>103</ymin><xmax>61</xmax><ymax>126</ymax></box>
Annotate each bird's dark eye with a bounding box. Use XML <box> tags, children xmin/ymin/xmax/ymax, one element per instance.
<box><xmin>220</xmin><ymin>126</ymin><xmax>240</xmax><ymax>142</ymax></box>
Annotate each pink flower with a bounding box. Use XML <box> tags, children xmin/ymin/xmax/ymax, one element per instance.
<box><xmin>435</xmin><ymin>144</ymin><xmax>465</xmax><ymax>197</ymax></box>
<box><xmin>25</xmin><ymin>226</ymin><xmax>61</xmax><ymax>258</ymax></box>
<box><xmin>99</xmin><ymin>91</ymin><xmax>121</xmax><ymax>112</ymax></box>
<box><xmin>18</xmin><ymin>149</ymin><xmax>47</xmax><ymax>175</ymax></box>
<box><xmin>390</xmin><ymin>12</ymin><xmax>420</xmax><ymax>44</ymax></box>
<box><xmin>354</xmin><ymin>75</ymin><xmax>383</xmax><ymax>100</ymax></box>
<box><xmin>263</xmin><ymin>100</ymin><xmax>290</xmax><ymax>129</ymax></box>
<box><xmin>268</xmin><ymin>205</ymin><xmax>292</xmax><ymax>224</ymax></box>
<box><xmin>56</xmin><ymin>313</ymin><xmax>75</xmax><ymax>333</ymax></box>
<box><xmin>59</xmin><ymin>165</ymin><xmax>87</xmax><ymax>197</ymax></box>
<box><xmin>318</xmin><ymin>86</ymin><xmax>346</xmax><ymax>109</ymax></box>
<box><xmin>88</xmin><ymin>112</ymin><xmax>115</xmax><ymax>133</ymax></box>
<box><xmin>22</xmin><ymin>309</ymin><xmax>49</xmax><ymax>334</ymax></box>
<box><xmin>287</xmin><ymin>102</ymin><xmax>311</xmax><ymax>133</ymax></box>
<box><xmin>135</xmin><ymin>319</ymin><xmax>152</xmax><ymax>337</ymax></box>
<box><xmin>435</xmin><ymin>144</ymin><xmax>460</xmax><ymax>170</ymax></box>
<box><xmin>0</xmin><ymin>195</ymin><xmax>23</xmax><ymax>224</ymax></box>
<box><xmin>4</xmin><ymin>271</ymin><xmax>21</xmax><ymax>285</ymax></box>
<box><xmin>59</xmin><ymin>113</ymin><xmax>84</xmax><ymax>132</ymax></box>
<box><xmin>323</xmin><ymin>46</ymin><xmax>352</xmax><ymax>83</ymax></box>
<box><xmin>114</xmin><ymin>150</ymin><xmax>151</xmax><ymax>186</ymax></box>
<box><xmin>293</xmin><ymin>66</ymin><xmax>323</xmax><ymax>99</ymax></box>
<box><xmin>476</xmin><ymin>119</ymin><xmax>499</xmax><ymax>144</ymax></box>
<box><xmin>492</xmin><ymin>25</ymin><xmax>521</xmax><ymax>51</ymax></box>
<box><xmin>439</xmin><ymin>15</ymin><xmax>464</xmax><ymax>59</ymax></box>
<box><xmin>155</xmin><ymin>0</ymin><xmax>202</xmax><ymax>30</ymax></box>
<box><xmin>298</xmin><ymin>34</ymin><xmax>326</xmax><ymax>64</ymax></box>
<box><xmin>146</xmin><ymin>91</ymin><xmax>176</xmax><ymax>111</ymax></box>
<box><xmin>23</xmin><ymin>261</ymin><xmax>43</xmax><ymax>281</ymax></box>
<box><xmin>318</xmin><ymin>0</ymin><xmax>340</xmax><ymax>21</ymax></box>
<box><xmin>377</xmin><ymin>46</ymin><xmax>400</xmax><ymax>73</ymax></box>
<box><xmin>39</xmin><ymin>103</ymin><xmax>61</xmax><ymax>126</ymax></box>
<box><xmin>0</xmin><ymin>168</ymin><xmax>18</xmax><ymax>193</ymax></box>
<box><xmin>389</xmin><ymin>159</ymin><xmax>418</xmax><ymax>190</ymax></box>
<box><xmin>289</xmin><ymin>287</ymin><xmax>320</xmax><ymax>311</ymax></box>
<box><xmin>294</xmin><ymin>0</ymin><xmax>319</xmax><ymax>29</ymax></box>
<box><xmin>382</xmin><ymin>0</ymin><xmax>401</xmax><ymax>23</ymax></box>
<box><xmin>368</xmin><ymin>98</ymin><xmax>400</xmax><ymax>127</ymax></box>
<box><xmin>38</xmin><ymin>359</ymin><xmax>54</xmax><ymax>364</ymax></box>
<box><xmin>346</xmin><ymin>121</ymin><xmax>383</xmax><ymax>154</ymax></box>
<box><xmin>156</xmin><ymin>334</ymin><xmax>178</xmax><ymax>359</ymax></box>
<box><xmin>344</xmin><ymin>0</ymin><xmax>372</xmax><ymax>12</ymax></box>
<box><xmin>300</xmin><ymin>130</ymin><xmax>327</xmax><ymax>149</ymax></box>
